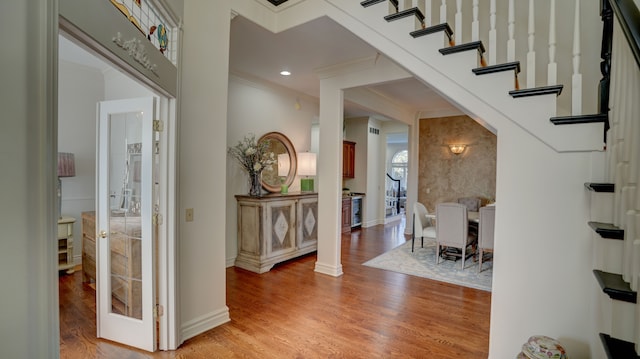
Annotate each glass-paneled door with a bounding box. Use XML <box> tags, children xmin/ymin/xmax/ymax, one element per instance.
<box><xmin>96</xmin><ymin>97</ymin><xmax>157</xmax><ymax>351</ymax></box>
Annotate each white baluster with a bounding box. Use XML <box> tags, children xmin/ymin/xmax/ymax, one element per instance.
<box><xmin>472</xmin><ymin>0</ymin><xmax>479</xmax><ymax>42</ymax></box>
<box><xmin>526</xmin><ymin>0</ymin><xmax>536</xmax><ymax>88</ymax></box>
<box><xmin>409</xmin><ymin>0</ymin><xmax>420</xmax><ymax>12</ymax></box>
<box><xmin>507</xmin><ymin>0</ymin><xmax>515</xmax><ymax>62</ymax></box>
<box><xmin>489</xmin><ymin>0</ymin><xmax>497</xmax><ymax>65</ymax></box>
<box><xmin>547</xmin><ymin>0</ymin><xmax>557</xmax><ymax>85</ymax></box>
<box><xmin>425</xmin><ymin>0</ymin><xmax>432</xmax><ymax>27</ymax></box>
<box><xmin>571</xmin><ymin>0</ymin><xmax>582</xmax><ymax>115</ymax></box>
<box><xmin>440</xmin><ymin>0</ymin><xmax>447</xmax><ymax>25</ymax></box>
<box><xmin>455</xmin><ymin>0</ymin><xmax>462</xmax><ymax>44</ymax></box>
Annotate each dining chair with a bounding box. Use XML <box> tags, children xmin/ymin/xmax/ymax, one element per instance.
<box><xmin>436</xmin><ymin>202</ymin><xmax>477</xmax><ymax>269</ymax></box>
<box><xmin>412</xmin><ymin>202</ymin><xmax>436</xmax><ymax>252</ymax></box>
<box><xmin>457</xmin><ymin>197</ymin><xmax>481</xmax><ymax>212</ymax></box>
<box><xmin>478</xmin><ymin>205</ymin><xmax>496</xmax><ymax>272</ymax></box>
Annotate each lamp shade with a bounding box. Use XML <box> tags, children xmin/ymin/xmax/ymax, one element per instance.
<box><xmin>57</xmin><ymin>153</ymin><xmax>76</xmax><ymax>177</ymax></box>
<box><xmin>297</xmin><ymin>152</ymin><xmax>316</xmax><ymax>176</ymax></box>
<box><xmin>277</xmin><ymin>153</ymin><xmax>290</xmax><ymax>177</ymax></box>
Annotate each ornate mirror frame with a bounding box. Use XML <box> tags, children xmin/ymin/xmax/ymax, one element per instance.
<box><xmin>258</xmin><ymin>132</ymin><xmax>297</xmax><ymax>193</ymax></box>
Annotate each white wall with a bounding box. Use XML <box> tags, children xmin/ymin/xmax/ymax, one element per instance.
<box><xmin>58</xmin><ymin>61</ymin><xmax>104</xmax><ymax>263</ymax></box>
<box><xmin>366</xmin><ymin>118</ymin><xmax>383</xmax><ymax>225</ymax></box>
<box><xmin>179</xmin><ymin>0</ymin><xmax>232</xmax><ymax>340</ymax></box>
<box><xmin>225</xmin><ymin>74</ymin><xmax>319</xmax><ymax>264</ymax></box>
<box><xmin>1</xmin><ymin>1</ymin><xmax>59</xmax><ymax>356</ymax></box>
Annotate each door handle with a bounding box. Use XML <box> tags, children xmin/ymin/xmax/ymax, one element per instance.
<box><xmin>99</xmin><ymin>230</ymin><xmax>107</xmax><ymax>238</ymax></box>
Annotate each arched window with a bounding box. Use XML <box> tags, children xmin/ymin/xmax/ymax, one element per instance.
<box><xmin>391</xmin><ymin>150</ymin><xmax>408</xmax><ymax>190</ymax></box>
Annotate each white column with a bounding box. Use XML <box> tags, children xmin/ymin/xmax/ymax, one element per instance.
<box><xmin>440</xmin><ymin>0</ymin><xmax>447</xmax><ymax>26</ymax></box>
<box><xmin>315</xmin><ymin>79</ymin><xmax>344</xmax><ymax>277</ymax></box>
<box><xmin>571</xmin><ymin>0</ymin><xmax>582</xmax><ymax>115</ymax></box>
<box><xmin>507</xmin><ymin>0</ymin><xmax>516</xmax><ymax>62</ymax></box>
<box><xmin>526</xmin><ymin>0</ymin><xmax>536</xmax><ymax>88</ymax></box>
<box><xmin>547</xmin><ymin>0</ymin><xmax>557</xmax><ymax>85</ymax></box>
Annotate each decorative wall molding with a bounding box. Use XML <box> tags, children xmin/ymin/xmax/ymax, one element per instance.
<box><xmin>112</xmin><ymin>32</ymin><xmax>158</xmax><ymax>75</ymax></box>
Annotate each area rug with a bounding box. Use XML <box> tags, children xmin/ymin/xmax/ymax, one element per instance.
<box><xmin>362</xmin><ymin>240</ymin><xmax>492</xmax><ymax>291</ymax></box>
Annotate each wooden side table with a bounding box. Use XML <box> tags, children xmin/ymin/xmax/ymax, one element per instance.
<box><xmin>57</xmin><ymin>216</ymin><xmax>76</xmax><ymax>274</ymax></box>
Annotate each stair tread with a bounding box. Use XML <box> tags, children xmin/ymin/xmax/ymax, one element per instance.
<box><xmin>472</xmin><ymin>61</ymin><xmax>520</xmax><ymax>75</ymax></box>
<box><xmin>266</xmin><ymin>0</ymin><xmax>289</xmax><ymax>5</ymax></box>
<box><xmin>593</xmin><ymin>270</ymin><xmax>637</xmax><ymax>303</ymax></box>
<box><xmin>410</xmin><ymin>23</ymin><xmax>453</xmax><ymax>41</ymax></box>
<box><xmin>588</xmin><ymin>221</ymin><xmax>624</xmax><ymax>240</ymax></box>
<box><xmin>584</xmin><ymin>182</ymin><xmax>615</xmax><ymax>193</ymax></box>
<box><xmin>439</xmin><ymin>41</ymin><xmax>485</xmax><ymax>56</ymax></box>
<box><xmin>384</xmin><ymin>7</ymin><xmax>424</xmax><ymax>22</ymax></box>
<box><xmin>360</xmin><ymin>0</ymin><xmax>388</xmax><ymax>8</ymax></box>
<box><xmin>550</xmin><ymin>113</ymin><xmax>608</xmax><ymax>125</ymax></box>
<box><xmin>600</xmin><ymin>333</ymin><xmax>640</xmax><ymax>359</ymax></box>
<box><xmin>509</xmin><ymin>85</ymin><xmax>563</xmax><ymax>98</ymax></box>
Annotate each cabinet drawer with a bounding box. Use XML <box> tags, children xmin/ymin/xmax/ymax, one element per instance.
<box><xmin>58</xmin><ymin>223</ymin><xmax>72</xmax><ymax>238</ymax></box>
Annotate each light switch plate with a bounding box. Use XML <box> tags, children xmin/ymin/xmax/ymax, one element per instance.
<box><xmin>185</xmin><ymin>208</ymin><xmax>194</xmax><ymax>222</ymax></box>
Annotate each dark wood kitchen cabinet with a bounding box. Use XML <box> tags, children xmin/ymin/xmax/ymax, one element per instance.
<box><xmin>343</xmin><ymin>141</ymin><xmax>355</xmax><ymax>178</ymax></box>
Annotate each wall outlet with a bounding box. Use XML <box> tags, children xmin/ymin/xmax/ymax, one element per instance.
<box><xmin>185</xmin><ymin>208</ymin><xmax>194</xmax><ymax>222</ymax></box>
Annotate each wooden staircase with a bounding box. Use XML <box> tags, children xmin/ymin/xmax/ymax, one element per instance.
<box><xmin>355</xmin><ymin>0</ymin><xmax>640</xmax><ymax>357</ymax></box>
<box><xmin>349</xmin><ymin>0</ymin><xmax>606</xmax><ymax>153</ymax></box>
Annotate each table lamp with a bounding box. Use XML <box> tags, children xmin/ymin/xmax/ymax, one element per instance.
<box><xmin>297</xmin><ymin>152</ymin><xmax>316</xmax><ymax>192</ymax></box>
<box><xmin>57</xmin><ymin>152</ymin><xmax>76</xmax><ymax>218</ymax></box>
<box><xmin>277</xmin><ymin>153</ymin><xmax>290</xmax><ymax>194</ymax></box>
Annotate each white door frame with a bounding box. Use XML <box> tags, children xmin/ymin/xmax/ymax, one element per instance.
<box><xmin>58</xmin><ymin>25</ymin><xmax>179</xmax><ymax>351</ymax></box>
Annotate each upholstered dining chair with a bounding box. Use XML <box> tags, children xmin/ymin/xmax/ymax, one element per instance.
<box><xmin>478</xmin><ymin>205</ymin><xmax>496</xmax><ymax>272</ymax></box>
<box><xmin>457</xmin><ymin>197</ymin><xmax>481</xmax><ymax>212</ymax></box>
<box><xmin>436</xmin><ymin>202</ymin><xmax>477</xmax><ymax>269</ymax></box>
<box><xmin>412</xmin><ymin>202</ymin><xmax>436</xmax><ymax>252</ymax></box>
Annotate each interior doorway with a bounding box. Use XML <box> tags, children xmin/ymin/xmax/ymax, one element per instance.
<box><xmin>57</xmin><ymin>30</ymin><xmax>177</xmax><ymax>351</ymax></box>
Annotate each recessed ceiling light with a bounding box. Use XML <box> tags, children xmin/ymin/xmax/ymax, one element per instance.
<box><xmin>280</xmin><ymin>70</ymin><xmax>291</xmax><ymax>76</ymax></box>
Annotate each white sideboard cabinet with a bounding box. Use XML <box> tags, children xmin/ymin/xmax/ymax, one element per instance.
<box><xmin>235</xmin><ymin>192</ymin><xmax>318</xmax><ymax>273</ymax></box>
<box><xmin>58</xmin><ymin>216</ymin><xmax>76</xmax><ymax>274</ymax></box>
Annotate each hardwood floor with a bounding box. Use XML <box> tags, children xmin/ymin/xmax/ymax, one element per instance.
<box><xmin>59</xmin><ymin>219</ymin><xmax>491</xmax><ymax>358</ymax></box>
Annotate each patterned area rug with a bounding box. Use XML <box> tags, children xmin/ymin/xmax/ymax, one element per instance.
<box><xmin>363</xmin><ymin>240</ymin><xmax>492</xmax><ymax>291</ymax></box>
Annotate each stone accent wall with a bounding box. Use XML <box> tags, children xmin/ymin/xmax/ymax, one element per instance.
<box><xmin>418</xmin><ymin>115</ymin><xmax>497</xmax><ymax>212</ymax></box>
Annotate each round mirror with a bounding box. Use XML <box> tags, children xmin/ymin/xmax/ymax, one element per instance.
<box><xmin>258</xmin><ymin>132</ymin><xmax>297</xmax><ymax>193</ymax></box>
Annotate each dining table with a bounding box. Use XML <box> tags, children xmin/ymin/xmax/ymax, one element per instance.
<box><xmin>425</xmin><ymin>209</ymin><xmax>480</xmax><ymax>260</ymax></box>
<box><xmin>425</xmin><ymin>211</ymin><xmax>479</xmax><ymax>223</ymax></box>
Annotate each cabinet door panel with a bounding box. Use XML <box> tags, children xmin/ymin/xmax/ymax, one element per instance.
<box><xmin>266</xmin><ymin>200</ymin><xmax>297</xmax><ymax>257</ymax></box>
<box><xmin>297</xmin><ymin>198</ymin><xmax>318</xmax><ymax>249</ymax></box>
<box><xmin>238</xmin><ymin>203</ymin><xmax>262</xmax><ymax>255</ymax></box>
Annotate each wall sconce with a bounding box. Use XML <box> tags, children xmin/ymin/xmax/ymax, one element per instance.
<box><xmin>297</xmin><ymin>152</ymin><xmax>317</xmax><ymax>192</ymax></box>
<box><xmin>277</xmin><ymin>153</ymin><xmax>290</xmax><ymax>194</ymax></box>
<box><xmin>57</xmin><ymin>152</ymin><xmax>76</xmax><ymax>218</ymax></box>
<box><xmin>449</xmin><ymin>144</ymin><xmax>466</xmax><ymax>155</ymax></box>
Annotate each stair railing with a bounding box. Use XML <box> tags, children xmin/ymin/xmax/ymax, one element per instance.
<box><xmin>385</xmin><ymin>173</ymin><xmax>401</xmax><ymax>215</ymax></box>
<box><xmin>384</xmin><ymin>0</ymin><xmax>604</xmax><ymax>118</ymax></box>
<box><xmin>595</xmin><ymin>0</ymin><xmax>640</xmax><ymax>354</ymax></box>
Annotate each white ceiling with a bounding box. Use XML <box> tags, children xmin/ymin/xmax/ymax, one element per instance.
<box><xmin>229</xmin><ymin>15</ymin><xmax>458</xmax><ymax>119</ymax></box>
<box><xmin>59</xmin><ymin>13</ymin><xmax>458</xmax><ymax>135</ymax></box>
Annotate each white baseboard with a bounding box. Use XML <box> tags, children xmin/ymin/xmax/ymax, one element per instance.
<box><xmin>180</xmin><ymin>306</ymin><xmax>230</xmax><ymax>343</ymax></box>
<box><xmin>225</xmin><ymin>256</ymin><xmax>236</xmax><ymax>268</ymax></box>
<box><xmin>314</xmin><ymin>261</ymin><xmax>343</xmax><ymax>277</ymax></box>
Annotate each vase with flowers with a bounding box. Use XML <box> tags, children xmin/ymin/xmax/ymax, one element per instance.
<box><xmin>228</xmin><ymin>134</ymin><xmax>277</xmax><ymax>197</ymax></box>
